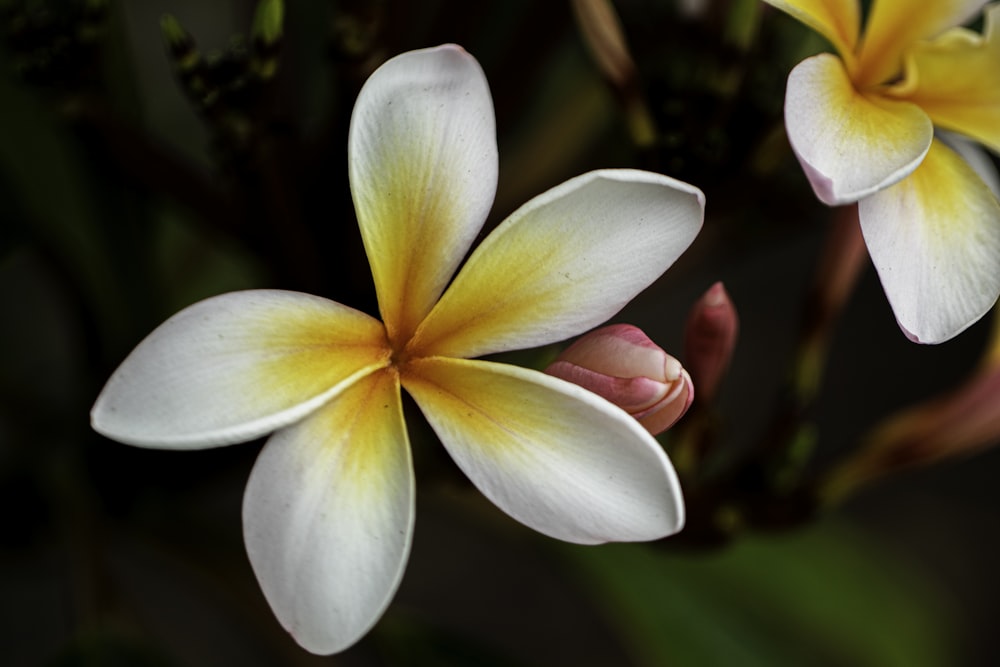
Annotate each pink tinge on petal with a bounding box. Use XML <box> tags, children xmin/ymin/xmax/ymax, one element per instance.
<box><xmin>545</xmin><ymin>360</ymin><xmax>669</xmax><ymax>412</ymax></box>
<box><xmin>554</xmin><ymin>324</ymin><xmax>669</xmax><ymax>379</ymax></box>
<box><xmin>783</xmin><ymin>54</ymin><xmax>934</xmax><ymax>206</ymax></box>
<box><xmin>797</xmin><ymin>154</ymin><xmax>840</xmax><ymax>206</ymax></box>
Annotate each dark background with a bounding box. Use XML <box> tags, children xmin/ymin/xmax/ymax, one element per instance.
<box><xmin>2</xmin><ymin>1</ymin><xmax>998</xmax><ymax>665</ymax></box>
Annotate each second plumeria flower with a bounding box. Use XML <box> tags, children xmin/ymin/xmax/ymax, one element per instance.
<box><xmin>546</xmin><ymin>324</ymin><xmax>695</xmax><ymax>435</ymax></box>
<box><xmin>764</xmin><ymin>0</ymin><xmax>1000</xmax><ymax>343</ymax></box>
<box><xmin>90</xmin><ymin>46</ymin><xmax>705</xmax><ymax>655</ymax></box>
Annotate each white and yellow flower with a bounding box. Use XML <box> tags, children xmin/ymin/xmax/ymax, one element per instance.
<box><xmin>764</xmin><ymin>0</ymin><xmax>1000</xmax><ymax>343</ymax></box>
<box><xmin>90</xmin><ymin>45</ymin><xmax>704</xmax><ymax>654</ymax></box>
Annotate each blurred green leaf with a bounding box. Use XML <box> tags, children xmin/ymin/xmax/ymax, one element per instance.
<box><xmin>152</xmin><ymin>205</ymin><xmax>261</xmax><ymax>312</ymax></box>
<box><xmin>46</xmin><ymin>630</ymin><xmax>173</xmax><ymax>667</ymax></box>
<box><xmin>561</xmin><ymin>520</ymin><xmax>954</xmax><ymax>667</ymax></box>
<box><xmin>0</xmin><ymin>69</ymin><xmax>145</xmax><ymax>354</ymax></box>
<box><xmin>374</xmin><ymin>611</ymin><xmax>532</xmax><ymax>667</ymax></box>
<box><xmin>252</xmin><ymin>0</ymin><xmax>284</xmax><ymax>46</ymax></box>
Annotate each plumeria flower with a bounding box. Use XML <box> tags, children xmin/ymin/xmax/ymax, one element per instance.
<box><xmin>90</xmin><ymin>45</ymin><xmax>704</xmax><ymax>654</ymax></box>
<box><xmin>763</xmin><ymin>0</ymin><xmax>1000</xmax><ymax>343</ymax></box>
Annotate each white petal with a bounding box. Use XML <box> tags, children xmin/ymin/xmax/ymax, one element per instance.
<box><xmin>784</xmin><ymin>54</ymin><xmax>933</xmax><ymax>205</ymax></box>
<box><xmin>402</xmin><ymin>357</ymin><xmax>684</xmax><ymax>544</ymax></box>
<box><xmin>410</xmin><ymin>169</ymin><xmax>704</xmax><ymax>359</ymax></box>
<box><xmin>349</xmin><ymin>44</ymin><xmax>499</xmax><ymax>343</ymax></box>
<box><xmin>243</xmin><ymin>370</ymin><xmax>414</xmax><ymax>655</ymax></box>
<box><xmin>91</xmin><ymin>290</ymin><xmax>390</xmax><ymax>448</ymax></box>
<box><xmin>860</xmin><ymin>139</ymin><xmax>1000</xmax><ymax>343</ymax></box>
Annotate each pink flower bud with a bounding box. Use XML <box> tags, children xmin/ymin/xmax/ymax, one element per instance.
<box><xmin>545</xmin><ymin>324</ymin><xmax>693</xmax><ymax>435</ymax></box>
<box><xmin>684</xmin><ymin>282</ymin><xmax>738</xmax><ymax>404</ymax></box>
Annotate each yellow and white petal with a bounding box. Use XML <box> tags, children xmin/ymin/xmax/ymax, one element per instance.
<box><xmin>409</xmin><ymin>170</ymin><xmax>704</xmax><ymax>359</ymax></box>
<box><xmin>784</xmin><ymin>53</ymin><xmax>932</xmax><ymax>205</ymax></box>
<box><xmin>91</xmin><ymin>290</ymin><xmax>390</xmax><ymax>448</ymax></box>
<box><xmin>859</xmin><ymin>139</ymin><xmax>1000</xmax><ymax>343</ymax></box>
<box><xmin>940</xmin><ymin>130</ymin><xmax>1000</xmax><ymax>198</ymax></box>
<box><xmin>760</xmin><ymin>0</ymin><xmax>860</xmax><ymax>64</ymax></box>
<box><xmin>402</xmin><ymin>357</ymin><xmax>684</xmax><ymax>544</ymax></box>
<box><xmin>889</xmin><ymin>5</ymin><xmax>1000</xmax><ymax>154</ymax></box>
<box><xmin>242</xmin><ymin>369</ymin><xmax>413</xmax><ymax>655</ymax></box>
<box><xmin>349</xmin><ymin>44</ymin><xmax>498</xmax><ymax>344</ymax></box>
<box><xmin>856</xmin><ymin>0</ymin><xmax>987</xmax><ymax>87</ymax></box>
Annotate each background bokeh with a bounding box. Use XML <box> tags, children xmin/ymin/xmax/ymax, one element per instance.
<box><xmin>3</xmin><ymin>1</ymin><xmax>1000</xmax><ymax>665</ymax></box>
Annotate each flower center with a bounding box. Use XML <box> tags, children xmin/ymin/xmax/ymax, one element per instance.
<box><xmin>387</xmin><ymin>328</ymin><xmax>426</xmax><ymax>371</ymax></box>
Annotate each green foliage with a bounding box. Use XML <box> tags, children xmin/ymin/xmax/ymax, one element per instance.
<box><xmin>563</xmin><ymin>520</ymin><xmax>954</xmax><ymax>667</ymax></box>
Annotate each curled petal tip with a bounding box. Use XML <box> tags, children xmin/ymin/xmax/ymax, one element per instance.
<box><xmin>663</xmin><ymin>355</ymin><xmax>683</xmax><ymax>382</ymax></box>
<box><xmin>636</xmin><ymin>369</ymin><xmax>694</xmax><ymax>436</ymax></box>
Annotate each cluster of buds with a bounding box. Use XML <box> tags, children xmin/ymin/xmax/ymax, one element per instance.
<box><xmin>159</xmin><ymin>0</ymin><xmax>284</xmax><ymax>155</ymax></box>
<box><xmin>1</xmin><ymin>0</ymin><xmax>109</xmax><ymax>90</ymax></box>
<box><xmin>545</xmin><ymin>283</ymin><xmax>738</xmax><ymax>436</ymax></box>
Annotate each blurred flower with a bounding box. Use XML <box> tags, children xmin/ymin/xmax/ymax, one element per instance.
<box><xmin>546</xmin><ymin>324</ymin><xmax>694</xmax><ymax>435</ymax></box>
<box><xmin>90</xmin><ymin>46</ymin><xmax>704</xmax><ymax>654</ymax></box>
<box><xmin>684</xmin><ymin>281</ymin><xmax>738</xmax><ymax>404</ymax></box>
<box><xmin>763</xmin><ymin>0</ymin><xmax>1000</xmax><ymax>343</ymax></box>
<box><xmin>571</xmin><ymin>0</ymin><xmax>633</xmax><ymax>89</ymax></box>
<box><xmin>678</xmin><ymin>0</ymin><xmax>712</xmax><ymax>19</ymax></box>
<box><xmin>822</xmin><ymin>309</ymin><xmax>1000</xmax><ymax>502</ymax></box>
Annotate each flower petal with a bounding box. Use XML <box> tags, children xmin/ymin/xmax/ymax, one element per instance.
<box><xmin>889</xmin><ymin>5</ymin><xmax>1000</xmax><ymax>154</ymax></box>
<box><xmin>760</xmin><ymin>0</ymin><xmax>860</xmax><ymax>63</ymax></box>
<box><xmin>402</xmin><ymin>357</ymin><xmax>684</xmax><ymax>544</ymax></box>
<box><xmin>242</xmin><ymin>369</ymin><xmax>414</xmax><ymax>655</ymax></box>
<box><xmin>409</xmin><ymin>169</ymin><xmax>704</xmax><ymax>359</ymax></box>
<box><xmin>940</xmin><ymin>130</ymin><xmax>1000</xmax><ymax>198</ymax></box>
<box><xmin>856</xmin><ymin>0</ymin><xmax>987</xmax><ymax>87</ymax></box>
<box><xmin>784</xmin><ymin>53</ymin><xmax>933</xmax><ymax>205</ymax></box>
<box><xmin>91</xmin><ymin>290</ymin><xmax>390</xmax><ymax>448</ymax></box>
<box><xmin>545</xmin><ymin>361</ymin><xmax>670</xmax><ymax>412</ymax></box>
<box><xmin>859</xmin><ymin>139</ymin><xmax>1000</xmax><ymax>343</ymax></box>
<box><xmin>552</xmin><ymin>323</ymin><xmax>673</xmax><ymax>379</ymax></box>
<box><xmin>349</xmin><ymin>44</ymin><xmax>498</xmax><ymax>344</ymax></box>
<box><xmin>633</xmin><ymin>369</ymin><xmax>694</xmax><ymax>436</ymax></box>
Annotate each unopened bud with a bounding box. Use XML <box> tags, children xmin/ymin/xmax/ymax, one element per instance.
<box><xmin>684</xmin><ymin>282</ymin><xmax>738</xmax><ymax>404</ymax></box>
<box><xmin>545</xmin><ymin>324</ymin><xmax>693</xmax><ymax>435</ymax></box>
